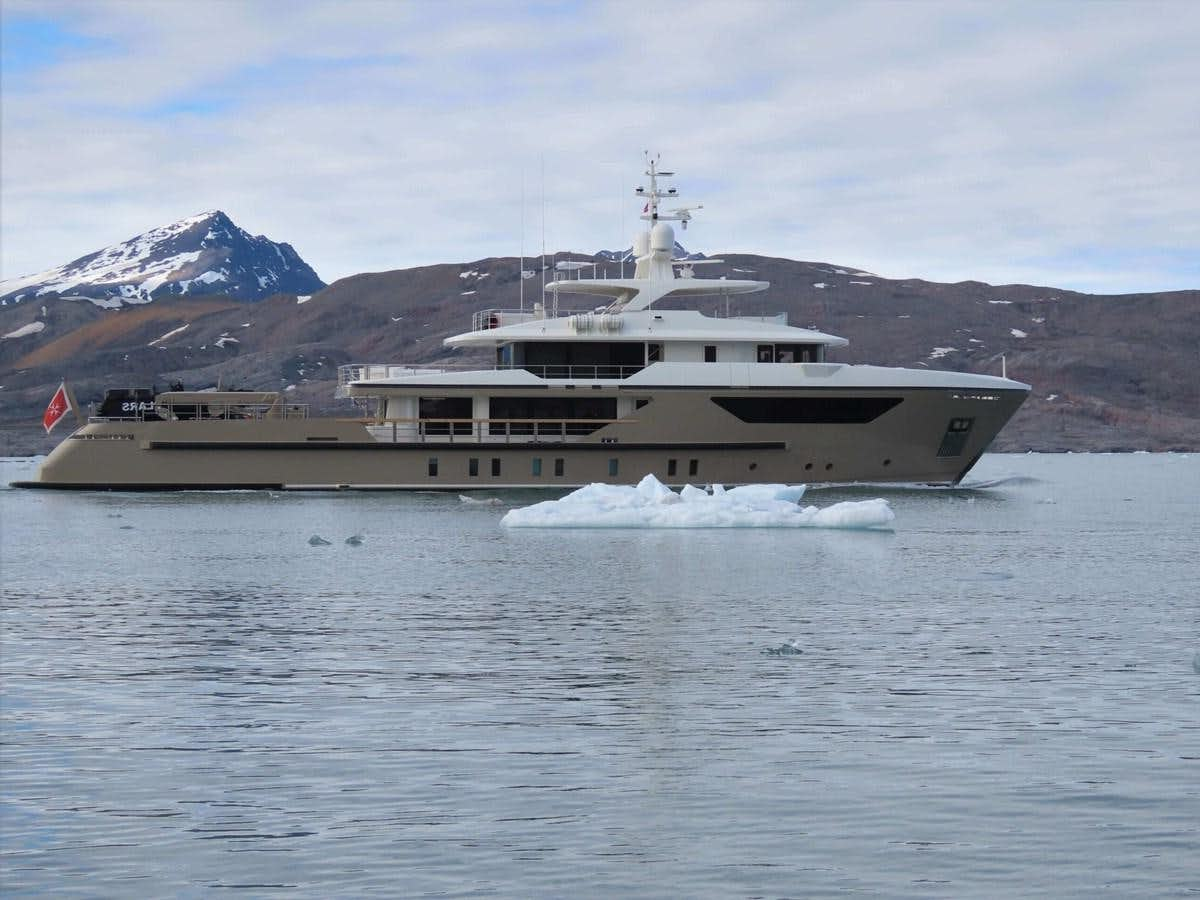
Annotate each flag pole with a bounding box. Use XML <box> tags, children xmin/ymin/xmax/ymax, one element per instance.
<box><xmin>63</xmin><ymin>379</ymin><xmax>84</xmax><ymax>425</ymax></box>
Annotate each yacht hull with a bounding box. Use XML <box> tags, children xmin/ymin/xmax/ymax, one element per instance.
<box><xmin>13</xmin><ymin>386</ymin><xmax>1027</xmax><ymax>490</ymax></box>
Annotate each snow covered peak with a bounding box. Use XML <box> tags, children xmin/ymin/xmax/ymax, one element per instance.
<box><xmin>0</xmin><ymin>211</ymin><xmax>324</xmax><ymax>307</ymax></box>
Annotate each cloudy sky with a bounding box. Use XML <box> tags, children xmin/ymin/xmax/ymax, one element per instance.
<box><xmin>2</xmin><ymin>0</ymin><xmax>1197</xmax><ymax>294</ymax></box>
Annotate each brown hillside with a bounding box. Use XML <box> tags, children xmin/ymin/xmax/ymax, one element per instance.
<box><xmin>10</xmin><ymin>298</ymin><xmax>239</xmax><ymax>370</ymax></box>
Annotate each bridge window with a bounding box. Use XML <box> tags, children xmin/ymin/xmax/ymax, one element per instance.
<box><xmin>704</xmin><ymin>345</ymin><xmax>717</xmax><ymax>362</ymax></box>
<box><xmin>752</xmin><ymin>344</ymin><xmax>825</xmax><ymax>364</ymax></box>
<box><xmin>516</xmin><ymin>341</ymin><xmax>644</xmax><ymax>378</ymax></box>
<box><xmin>468</xmin><ymin>458</ymin><xmax>479</xmax><ymax>477</ymax></box>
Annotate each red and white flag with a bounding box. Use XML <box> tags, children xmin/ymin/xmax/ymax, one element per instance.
<box><xmin>43</xmin><ymin>381</ymin><xmax>73</xmax><ymax>434</ymax></box>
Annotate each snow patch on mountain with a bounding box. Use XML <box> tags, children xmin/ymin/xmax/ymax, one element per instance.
<box><xmin>0</xmin><ymin>211</ymin><xmax>324</xmax><ymax>306</ymax></box>
<box><xmin>148</xmin><ymin>323</ymin><xmax>189</xmax><ymax>346</ymax></box>
<box><xmin>2</xmin><ymin>321</ymin><xmax>45</xmax><ymax>340</ymax></box>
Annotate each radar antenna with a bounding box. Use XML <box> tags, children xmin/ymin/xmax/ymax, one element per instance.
<box><xmin>635</xmin><ymin>151</ymin><xmax>697</xmax><ymax>227</ymax></box>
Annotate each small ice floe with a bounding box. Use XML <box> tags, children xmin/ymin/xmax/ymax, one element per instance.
<box><xmin>308</xmin><ymin>535</ymin><xmax>332</xmax><ymax>546</ymax></box>
<box><xmin>812</xmin><ymin>282</ymin><xmax>827</xmax><ymax>289</ymax></box>
<box><xmin>1192</xmin><ymin>653</ymin><xmax>1200</xmax><ymax>675</ymax></box>
<box><xmin>119</xmin><ymin>524</ymin><xmax>134</xmax><ymax>530</ymax></box>
<box><xmin>459</xmin><ymin>495</ymin><xmax>504</xmax><ymax>506</ymax></box>
<box><xmin>500</xmin><ymin>474</ymin><xmax>894</xmax><ymax>529</ymax></box>
<box><xmin>764</xmin><ymin>639</ymin><xmax>804</xmax><ymax>656</ymax></box>
<box><xmin>1010</xmin><ymin>328</ymin><xmax>1028</xmax><ymax>338</ymax></box>
<box><xmin>345</xmin><ymin>534</ymin><xmax>364</xmax><ymax>546</ymax></box>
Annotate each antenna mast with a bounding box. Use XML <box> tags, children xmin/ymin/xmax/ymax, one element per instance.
<box><xmin>519</xmin><ymin>170</ymin><xmax>525</xmax><ymax>313</ymax></box>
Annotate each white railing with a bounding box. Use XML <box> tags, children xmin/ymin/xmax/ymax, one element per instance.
<box><xmin>338</xmin><ymin>362</ymin><xmax>645</xmax><ymax>392</ymax></box>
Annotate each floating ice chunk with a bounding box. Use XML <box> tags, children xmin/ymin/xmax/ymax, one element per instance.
<box><xmin>459</xmin><ymin>495</ymin><xmax>504</xmax><ymax>506</ymax></box>
<box><xmin>308</xmin><ymin>535</ymin><xmax>332</xmax><ymax>546</ymax></box>
<box><xmin>1010</xmin><ymin>328</ymin><xmax>1027</xmax><ymax>338</ymax></box>
<box><xmin>812</xmin><ymin>282</ymin><xmax>827</xmax><ymax>289</ymax></box>
<box><xmin>296</xmin><ymin>295</ymin><xmax>312</xmax><ymax>304</ymax></box>
<box><xmin>722</xmin><ymin>482</ymin><xmax>807</xmax><ymax>504</ymax></box>
<box><xmin>345</xmin><ymin>534</ymin><xmax>364</xmax><ymax>546</ymax></box>
<box><xmin>765</xmin><ymin>639</ymin><xmax>803</xmax><ymax>656</ymax></box>
<box><xmin>501</xmin><ymin>474</ymin><xmax>893</xmax><ymax>529</ymax></box>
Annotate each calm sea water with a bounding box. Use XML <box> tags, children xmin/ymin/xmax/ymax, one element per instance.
<box><xmin>1</xmin><ymin>453</ymin><xmax>1197</xmax><ymax>898</ymax></box>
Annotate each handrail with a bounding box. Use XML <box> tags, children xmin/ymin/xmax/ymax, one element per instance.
<box><xmin>339</xmin><ymin>362</ymin><xmax>646</xmax><ymax>385</ymax></box>
<box><xmin>357</xmin><ymin>416</ymin><xmax>635</xmax><ymax>444</ymax></box>
<box><xmin>470</xmin><ymin>307</ymin><xmax>593</xmax><ymax>331</ymax></box>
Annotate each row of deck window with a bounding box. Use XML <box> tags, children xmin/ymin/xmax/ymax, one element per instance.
<box><xmin>424</xmin><ymin>457</ymin><xmax>701</xmax><ymax>479</ymax></box>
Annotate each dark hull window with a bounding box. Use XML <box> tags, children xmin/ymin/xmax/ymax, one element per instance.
<box><xmin>712</xmin><ymin>396</ymin><xmax>902</xmax><ymax>424</ymax></box>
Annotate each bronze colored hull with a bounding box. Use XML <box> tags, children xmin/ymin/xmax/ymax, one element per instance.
<box><xmin>14</xmin><ymin>387</ymin><xmax>1027</xmax><ymax>490</ymax></box>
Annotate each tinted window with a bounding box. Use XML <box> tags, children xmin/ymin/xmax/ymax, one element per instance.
<box><xmin>712</xmin><ymin>396</ymin><xmax>902</xmax><ymax>424</ymax></box>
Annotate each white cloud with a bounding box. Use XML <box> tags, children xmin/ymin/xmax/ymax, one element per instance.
<box><xmin>1</xmin><ymin>0</ymin><xmax>1197</xmax><ymax>294</ymax></box>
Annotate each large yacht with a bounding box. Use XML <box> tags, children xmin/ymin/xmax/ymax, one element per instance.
<box><xmin>15</xmin><ymin>157</ymin><xmax>1028</xmax><ymax>491</ymax></box>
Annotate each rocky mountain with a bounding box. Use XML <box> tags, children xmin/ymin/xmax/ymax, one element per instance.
<box><xmin>0</xmin><ymin>211</ymin><xmax>324</xmax><ymax>307</ymax></box>
<box><xmin>0</xmin><ymin>248</ymin><xmax>1196</xmax><ymax>456</ymax></box>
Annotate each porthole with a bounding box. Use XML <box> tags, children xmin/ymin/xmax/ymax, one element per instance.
<box><xmin>883</xmin><ymin>458</ymin><xmax>892</xmax><ymax>467</ymax></box>
<box><xmin>825</xmin><ymin>463</ymin><xmax>833</xmax><ymax>471</ymax></box>
<box><xmin>804</xmin><ymin>462</ymin><xmax>813</xmax><ymax>471</ymax></box>
<box><xmin>748</xmin><ymin>462</ymin><xmax>758</xmax><ymax>471</ymax></box>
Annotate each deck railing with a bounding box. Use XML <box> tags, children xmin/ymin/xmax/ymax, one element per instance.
<box><xmin>90</xmin><ymin>399</ymin><xmax>309</xmax><ymax>422</ymax></box>
<box><xmin>360</xmin><ymin>418</ymin><xmax>629</xmax><ymax>444</ymax></box>
<box><xmin>338</xmin><ymin>362</ymin><xmax>645</xmax><ymax>391</ymax></box>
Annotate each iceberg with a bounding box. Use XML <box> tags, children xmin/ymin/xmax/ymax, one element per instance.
<box><xmin>500</xmin><ymin>474</ymin><xmax>894</xmax><ymax>529</ymax></box>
